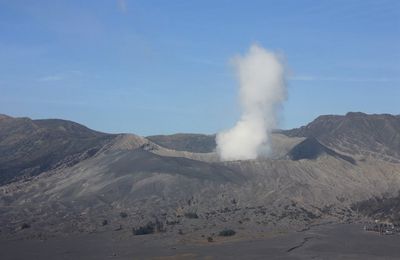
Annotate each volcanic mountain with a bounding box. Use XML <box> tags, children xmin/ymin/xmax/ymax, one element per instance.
<box><xmin>0</xmin><ymin>115</ymin><xmax>114</xmax><ymax>185</ymax></box>
<box><xmin>283</xmin><ymin>112</ymin><xmax>400</xmax><ymax>162</ymax></box>
<box><xmin>0</xmin><ymin>112</ymin><xmax>399</xmax><ymax>240</ymax></box>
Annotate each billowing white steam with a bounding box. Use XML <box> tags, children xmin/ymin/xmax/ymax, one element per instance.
<box><xmin>216</xmin><ymin>44</ymin><xmax>287</xmax><ymax>161</ymax></box>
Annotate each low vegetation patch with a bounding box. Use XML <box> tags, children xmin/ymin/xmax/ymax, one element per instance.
<box><xmin>20</xmin><ymin>223</ymin><xmax>30</xmax><ymax>229</ymax></box>
<box><xmin>133</xmin><ymin>220</ymin><xmax>165</xmax><ymax>235</ymax></box>
<box><xmin>184</xmin><ymin>212</ymin><xmax>199</xmax><ymax>219</ymax></box>
<box><xmin>218</xmin><ymin>229</ymin><xmax>236</xmax><ymax>237</ymax></box>
<box><xmin>133</xmin><ymin>223</ymin><xmax>155</xmax><ymax>235</ymax></box>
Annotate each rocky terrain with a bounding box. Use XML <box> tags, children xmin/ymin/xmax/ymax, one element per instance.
<box><xmin>0</xmin><ymin>115</ymin><xmax>114</xmax><ymax>185</ymax></box>
<box><xmin>283</xmin><ymin>112</ymin><xmax>400</xmax><ymax>163</ymax></box>
<box><xmin>147</xmin><ymin>133</ymin><xmax>217</xmax><ymax>153</ymax></box>
<box><xmin>0</xmin><ymin>112</ymin><xmax>399</xmax><ymax>249</ymax></box>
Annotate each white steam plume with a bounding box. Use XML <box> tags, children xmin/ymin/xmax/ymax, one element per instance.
<box><xmin>216</xmin><ymin>44</ymin><xmax>287</xmax><ymax>161</ymax></box>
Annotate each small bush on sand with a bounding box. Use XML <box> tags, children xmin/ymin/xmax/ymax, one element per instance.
<box><xmin>184</xmin><ymin>212</ymin><xmax>199</xmax><ymax>219</ymax></box>
<box><xmin>133</xmin><ymin>225</ymin><xmax>154</xmax><ymax>236</ymax></box>
<box><xmin>133</xmin><ymin>220</ymin><xmax>165</xmax><ymax>235</ymax></box>
<box><xmin>218</xmin><ymin>229</ymin><xmax>236</xmax><ymax>237</ymax></box>
<box><xmin>21</xmin><ymin>223</ymin><xmax>30</xmax><ymax>229</ymax></box>
<box><xmin>133</xmin><ymin>223</ymin><xmax>155</xmax><ymax>235</ymax></box>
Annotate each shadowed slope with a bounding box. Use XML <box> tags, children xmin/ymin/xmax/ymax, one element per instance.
<box><xmin>0</xmin><ymin>115</ymin><xmax>114</xmax><ymax>184</ymax></box>
<box><xmin>283</xmin><ymin>112</ymin><xmax>400</xmax><ymax>162</ymax></box>
<box><xmin>287</xmin><ymin>137</ymin><xmax>356</xmax><ymax>164</ymax></box>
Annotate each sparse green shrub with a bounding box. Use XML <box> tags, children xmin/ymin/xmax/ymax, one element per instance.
<box><xmin>166</xmin><ymin>220</ymin><xmax>179</xmax><ymax>225</ymax></box>
<box><xmin>133</xmin><ymin>220</ymin><xmax>165</xmax><ymax>235</ymax></box>
<box><xmin>102</xmin><ymin>220</ymin><xmax>108</xmax><ymax>226</ymax></box>
<box><xmin>207</xmin><ymin>236</ymin><xmax>213</xmax><ymax>242</ymax></box>
<box><xmin>154</xmin><ymin>219</ymin><xmax>165</xmax><ymax>233</ymax></box>
<box><xmin>21</xmin><ymin>223</ymin><xmax>30</xmax><ymax>229</ymax></box>
<box><xmin>184</xmin><ymin>212</ymin><xmax>199</xmax><ymax>219</ymax></box>
<box><xmin>133</xmin><ymin>223</ymin><xmax>155</xmax><ymax>235</ymax></box>
<box><xmin>218</xmin><ymin>229</ymin><xmax>236</xmax><ymax>237</ymax></box>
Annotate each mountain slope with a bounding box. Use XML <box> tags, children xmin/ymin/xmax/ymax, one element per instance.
<box><xmin>148</xmin><ymin>132</ymin><xmax>304</xmax><ymax>159</ymax></box>
<box><xmin>0</xmin><ymin>112</ymin><xmax>399</xmax><ymax>239</ymax></box>
<box><xmin>2</xmin><ymin>139</ymin><xmax>399</xmax><ymax>238</ymax></box>
<box><xmin>0</xmin><ymin>115</ymin><xmax>114</xmax><ymax>185</ymax></box>
<box><xmin>147</xmin><ymin>133</ymin><xmax>216</xmax><ymax>153</ymax></box>
<box><xmin>287</xmin><ymin>137</ymin><xmax>355</xmax><ymax>164</ymax></box>
<box><xmin>352</xmin><ymin>193</ymin><xmax>400</xmax><ymax>224</ymax></box>
<box><xmin>283</xmin><ymin>112</ymin><xmax>400</xmax><ymax>162</ymax></box>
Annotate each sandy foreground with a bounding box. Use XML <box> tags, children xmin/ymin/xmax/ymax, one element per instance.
<box><xmin>1</xmin><ymin>223</ymin><xmax>400</xmax><ymax>259</ymax></box>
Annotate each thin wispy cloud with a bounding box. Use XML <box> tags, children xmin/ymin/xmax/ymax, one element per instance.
<box><xmin>37</xmin><ymin>70</ymin><xmax>83</xmax><ymax>82</ymax></box>
<box><xmin>38</xmin><ymin>75</ymin><xmax>64</xmax><ymax>82</ymax></box>
<box><xmin>290</xmin><ymin>75</ymin><xmax>400</xmax><ymax>83</ymax></box>
<box><xmin>117</xmin><ymin>0</ymin><xmax>128</xmax><ymax>13</ymax></box>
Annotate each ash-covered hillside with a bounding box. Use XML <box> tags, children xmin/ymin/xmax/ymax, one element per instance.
<box><xmin>0</xmin><ymin>115</ymin><xmax>114</xmax><ymax>185</ymax></box>
<box><xmin>283</xmin><ymin>112</ymin><xmax>400</xmax><ymax>162</ymax></box>
<box><xmin>0</xmin><ymin>112</ymin><xmax>399</xmax><ymax>240</ymax></box>
<box><xmin>149</xmin><ymin>112</ymin><xmax>400</xmax><ymax>163</ymax></box>
<box><xmin>147</xmin><ymin>133</ymin><xmax>216</xmax><ymax>153</ymax></box>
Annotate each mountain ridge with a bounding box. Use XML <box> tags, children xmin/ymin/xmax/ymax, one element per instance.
<box><xmin>0</xmin><ymin>115</ymin><xmax>115</xmax><ymax>185</ymax></box>
<box><xmin>0</xmin><ymin>112</ymin><xmax>399</xmax><ymax>240</ymax></box>
<box><xmin>283</xmin><ymin>112</ymin><xmax>400</xmax><ymax>162</ymax></box>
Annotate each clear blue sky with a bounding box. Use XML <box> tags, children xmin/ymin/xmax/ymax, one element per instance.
<box><xmin>1</xmin><ymin>0</ymin><xmax>399</xmax><ymax>135</ymax></box>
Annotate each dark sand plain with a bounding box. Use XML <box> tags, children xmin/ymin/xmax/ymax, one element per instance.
<box><xmin>1</xmin><ymin>223</ymin><xmax>400</xmax><ymax>259</ymax></box>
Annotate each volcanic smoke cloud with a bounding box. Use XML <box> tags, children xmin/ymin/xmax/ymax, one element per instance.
<box><xmin>216</xmin><ymin>44</ymin><xmax>287</xmax><ymax>161</ymax></box>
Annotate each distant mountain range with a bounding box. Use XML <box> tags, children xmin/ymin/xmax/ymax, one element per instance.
<box><xmin>0</xmin><ymin>112</ymin><xmax>399</xmax><ymax>239</ymax></box>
